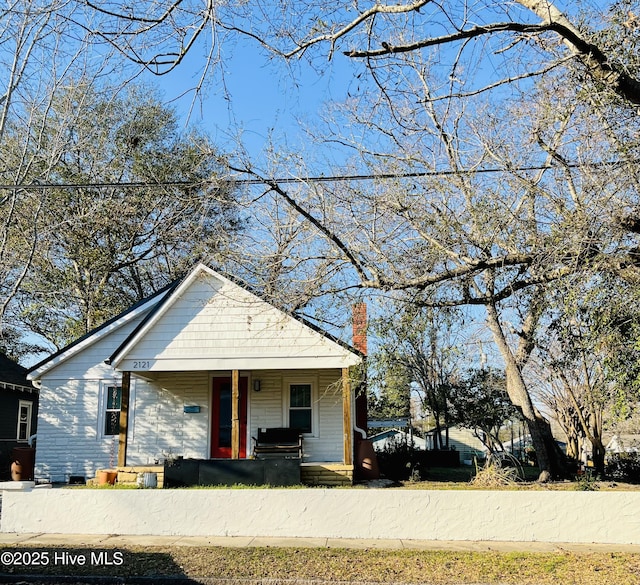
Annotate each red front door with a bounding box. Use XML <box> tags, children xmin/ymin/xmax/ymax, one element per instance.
<box><xmin>211</xmin><ymin>377</ymin><xmax>248</xmax><ymax>458</ymax></box>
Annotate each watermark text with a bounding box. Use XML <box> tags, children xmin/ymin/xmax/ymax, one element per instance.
<box><xmin>1</xmin><ymin>549</ymin><xmax>124</xmax><ymax>568</ymax></box>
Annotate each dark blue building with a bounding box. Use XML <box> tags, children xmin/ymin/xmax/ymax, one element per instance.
<box><xmin>0</xmin><ymin>353</ymin><xmax>38</xmax><ymax>481</ymax></box>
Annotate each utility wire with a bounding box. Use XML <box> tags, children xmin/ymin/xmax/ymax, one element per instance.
<box><xmin>0</xmin><ymin>159</ymin><xmax>634</xmax><ymax>191</ymax></box>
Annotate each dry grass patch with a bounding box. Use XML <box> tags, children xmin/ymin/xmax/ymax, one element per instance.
<box><xmin>1</xmin><ymin>545</ymin><xmax>640</xmax><ymax>584</ymax></box>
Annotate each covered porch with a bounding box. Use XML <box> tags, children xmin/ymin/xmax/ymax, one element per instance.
<box><xmin>113</xmin><ymin>365</ymin><xmax>360</xmax><ymax>487</ymax></box>
<box><xmin>27</xmin><ymin>265</ymin><xmax>368</xmax><ymax>486</ymax></box>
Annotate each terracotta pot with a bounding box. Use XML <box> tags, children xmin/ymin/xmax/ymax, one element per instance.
<box><xmin>97</xmin><ymin>470</ymin><xmax>117</xmax><ymax>485</ymax></box>
<box><xmin>10</xmin><ymin>460</ymin><xmax>22</xmax><ymax>481</ymax></box>
<box><xmin>356</xmin><ymin>439</ymin><xmax>380</xmax><ymax>480</ymax></box>
<box><xmin>11</xmin><ymin>447</ymin><xmax>35</xmax><ymax>481</ymax></box>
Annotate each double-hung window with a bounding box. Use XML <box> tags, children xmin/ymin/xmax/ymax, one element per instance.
<box><xmin>16</xmin><ymin>400</ymin><xmax>33</xmax><ymax>442</ymax></box>
<box><xmin>103</xmin><ymin>384</ymin><xmax>122</xmax><ymax>436</ymax></box>
<box><xmin>288</xmin><ymin>383</ymin><xmax>313</xmax><ymax>434</ymax></box>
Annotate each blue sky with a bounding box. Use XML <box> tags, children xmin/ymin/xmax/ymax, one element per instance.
<box><xmin>151</xmin><ymin>35</ymin><xmax>357</xmax><ymax>169</ymax></box>
<box><xmin>146</xmin><ymin>0</ymin><xmax>589</xmax><ymax>171</ymax></box>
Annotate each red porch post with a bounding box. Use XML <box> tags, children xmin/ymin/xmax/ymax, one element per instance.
<box><xmin>231</xmin><ymin>369</ymin><xmax>240</xmax><ymax>459</ymax></box>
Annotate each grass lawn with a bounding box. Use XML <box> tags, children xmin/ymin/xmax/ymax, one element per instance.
<box><xmin>0</xmin><ymin>544</ymin><xmax>639</xmax><ymax>584</ymax></box>
<box><xmin>77</xmin><ymin>463</ymin><xmax>640</xmax><ymax>491</ymax></box>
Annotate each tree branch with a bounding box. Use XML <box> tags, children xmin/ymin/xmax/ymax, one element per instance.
<box><xmin>283</xmin><ymin>0</ymin><xmax>432</xmax><ymax>59</ymax></box>
<box><xmin>345</xmin><ymin>21</ymin><xmax>561</xmax><ymax>57</ymax></box>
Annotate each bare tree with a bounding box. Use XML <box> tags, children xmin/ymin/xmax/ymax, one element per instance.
<box><xmin>259</xmin><ymin>1</ymin><xmax>640</xmax><ymax>107</ymax></box>
<box><xmin>371</xmin><ymin>302</ymin><xmax>466</xmax><ymax>449</ymax></box>
<box><xmin>16</xmin><ymin>2</ymin><xmax>633</xmax><ymax>115</ymax></box>
<box><xmin>0</xmin><ymin>2</ymin><xmax>139</xmax><ymax>350</ymax></box>
<box><xmin>225</xmin><ymin>45</ymin><xmax>640</xmax><ymax>479</ymax></box>
<box><xmin>47</xmin><ymin>1</ymin><xmax>640</xmax><ymax>479</ymax></box>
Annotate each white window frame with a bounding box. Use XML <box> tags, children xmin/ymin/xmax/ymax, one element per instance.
<box><xmin>283</xmin><ymin>378</ymin><xmax>319</xmax><ymax>438</ymax></box>
<box><xmin>16</xmin><ymin>400</ymin><xmax>33</xmax><ymax>442</ymax></box>
<box><xmin>98</xmin><ymin>381</ymin><xmax>123</xmax><ymax>439</ymax></box>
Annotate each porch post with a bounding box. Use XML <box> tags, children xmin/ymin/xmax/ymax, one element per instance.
<box><xmin>117</xmin><ymin>371</ymin><xmax>131</xmax><ymax>467</ymax></box>
<box><xmin>342</xmin><ymin>367</ymin><xmax>353</xmax><ymax>466</ymax></box>
<box><xmin>231</xmin><ymin>369</ymin><xmax>240</xmax><ymax>459</ymax></box>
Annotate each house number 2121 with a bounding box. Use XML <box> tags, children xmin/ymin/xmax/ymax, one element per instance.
<box><xmin>132</xmin><ymin>361</ymin><xmax>151</xmax><ymax>369</ymax></box>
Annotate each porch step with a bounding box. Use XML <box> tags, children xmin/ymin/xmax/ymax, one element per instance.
<box><xmin>301</xmin><ymin>463</ymin><xmax>353</xmax><ymax>486</ymax></box>
<box><xmin>101</xmin><ymin>464</ymin><xmax>350</xmax><ymax>488</ymax></box>
<box><xmin>115</xmin><ymin>466</ymin><xmax>164</xmax><ymax>488</ymax></box>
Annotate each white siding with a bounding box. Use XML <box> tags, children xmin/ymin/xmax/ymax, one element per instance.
<box><xmin>127</xmin><ymin>371</ymin><xmax>210</xmax><ymax>465</ymax></box>
<box><xmin>34</xmin><ymin>314</ymin><xmax>150</xmax><ymax>482</ymax></box>
<box><xmin>31</xmin><ymin>265</ymin><xmax>358</xmax><ymax>480</ymax></box>
<box><xmin>116</xmin><ymin>270</ymin><xmax>360</xmax><ymax>371</ymax></box>
<box><xmin>35</xmin><ymin>367</ymin><xmax>346</xmax><ymax>482</ymax></box>
<box><xmin>250</xmin><ymin>369</ymin><xmax>344</xmax><ymax>462</ymax></box>
<box><xmin>447</xmin><ymin>426</ymin><xmax>487</xmax><ymax>457</ymax></box>
<box><xmin>35</xmin><ymin>371</ymin><xmax>211</xmax><ymax>481</ymax></box>
<box><xmin>35</xmin><ymin>378</ymin><xmax>111</xmax><ymax>482</ymax></box>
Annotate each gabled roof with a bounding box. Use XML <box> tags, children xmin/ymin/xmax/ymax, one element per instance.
<box><xmin>29</xmin><ymin>263</ymin><xmax>363</xmax><ymax>378</ymax></box>
<box><xmin>369</xmin><ymin>429</ymin><xmax>427</xmax><ymax>449</ymax></box>
<box><xmin>28</xmin><ymin>281</ymin><xmax>179</xmax><ymax>380</ymax></box>
<box><xmin>108</xmin><ymin>263</ymin><xmax>362</xmax><ymax>371</ymax></box>
<box><xmin>0</xmin><ymin>353</ymin><xmax>34</xmax><ymax>391</ymax></box>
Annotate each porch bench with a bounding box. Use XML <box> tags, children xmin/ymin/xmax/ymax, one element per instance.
<box><xmin>252</xmin><ymin>427</ymin><xmax>303</xmax><ymax>459</ymax></box>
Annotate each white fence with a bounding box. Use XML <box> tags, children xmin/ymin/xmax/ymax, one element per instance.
<box><xmin>2</xmin><ymin>488</ymin><xmax>639</xmax><ymax>544</ymax></box>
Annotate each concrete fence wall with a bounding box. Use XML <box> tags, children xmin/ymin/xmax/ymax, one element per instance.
<box><xmin>2</xmin><ymin>488</ymin><xmax>639</xmax><ymax>544</ymax></box>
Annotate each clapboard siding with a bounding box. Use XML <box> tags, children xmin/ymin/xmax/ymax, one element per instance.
<box><xmin>30</xmin><ymin>265</ymin><xmax>361</xmax><ymax>482</ymax></box>
<box><xmin>36</xmin><ymin>367</ymin><xmax>346</xmax><ymax>482</ymax></box>
<box><xmin>35</xmin><ymin>378</ymin><xmax>106</xmax><ymax>482</ymax></box>
<box><xmin>119</xmin><ymin>271</ymin><xmax>359</xmax><ymax>369</ymax></box>
<box><xmin>127</xmin><ymin>372</ymin><xmax>210</xmax><ymax>465</ymax></box>
<box><xmin>447</xmin><ymin>426</ymin><xmax>487</xmax><ymax>457</ymax></box>
<box><xmin>249</xmin><ymin>370</ymin><xmax>285</xmax><ymax>431</ymax></box>
<box><xmin>314</xmin><ymin>370</ymin><xmax>344</xmax><ymax>462</ymax></box>
<box><xmin>249</xmin><ymin>369</ymin><xmax>343</xmax><ymax>462</ymax></box>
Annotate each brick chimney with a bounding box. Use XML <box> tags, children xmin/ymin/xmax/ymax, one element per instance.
<box><xmin>352</xmin><ymin>302</ymin><xmax>368</xmax><ymax>437</ymax></box>
<box><xmin>352</xmin><ymin>302</ymin><xmax>367</xmax><ymax>355</ymax></box>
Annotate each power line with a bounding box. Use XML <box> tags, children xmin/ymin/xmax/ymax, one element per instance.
<box><xmin>0</xmin><ymin>159</ymin><xmax>635</xmax><ymax>191</ymax></box>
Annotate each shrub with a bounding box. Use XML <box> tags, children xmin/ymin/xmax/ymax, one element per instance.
<box><xmin>375</xmin><ymin>436</ymin><xmax>426</xmax><ymax>481</ymax></box>
<box><xmin>574</xmin><ymin>471</ymin><xmax>600</xmax><ymax>491</ymax></box>
<box><xmin>605</xmin><ymin>452</ymin><xmax>640</xmax><ymax>483</ymax></box>
<box><xmin>470</xmin><ymin>464</ymin><xmax>519</xmax><ymax>487</ymax></box>
<box><xmin>470</xmin><ymin>455</ymin><xmax>522</xmax><ymax>488</ymax></box>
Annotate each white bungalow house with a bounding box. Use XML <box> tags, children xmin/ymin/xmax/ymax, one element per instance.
<box><xmin>27</xmin><ymin>264</ymin><xmax>366</xmax><ymax>486</ymax></box>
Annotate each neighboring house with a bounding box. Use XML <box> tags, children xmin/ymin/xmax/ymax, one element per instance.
<box><xmin>503</xmin><ymin>434</ymin><xmax>534</xmax><ymax>457</ymax></box>
<box><xmin>28</xmin><ymin>264</ymin><xmax>365</xmax><ymax>485</ymax></box>
<box><xmin>426</xmin><ymin>425</ymin><xmax>488</xmax><ymax>463</ymax></box>
<box><xmin>605</xmin><ymin>435</ymin><xmax>640</xmax><ymax>454</ymax></box>
<box><xmin>0</xmin><ymin>353</ymin><xmax>38</xmax><ymax>481</ymax></box>
<box><xmin>370</xmin><ymin>429</ymin><xmax>427</xmax><ymax>452</ymax></box>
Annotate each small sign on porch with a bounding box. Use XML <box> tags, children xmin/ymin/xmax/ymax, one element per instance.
<box><xmin>183</xmin><ymin>405</ymin><xmax>201</xmax><ymax>414</ymax></box>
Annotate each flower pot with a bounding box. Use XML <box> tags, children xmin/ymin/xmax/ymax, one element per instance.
<box><xmin>10</xmin><ymin>460</ymin><xmax>22</xmax><ymax>481</ymax></box>
<box><xmin>136</xmin><ymin>472</ymin><xmax>157</xmax><ymax>489</ymax></box>
<box><xmin>97</xmin><ymin>469</ymin><xmax>117</xmax><ymax>485</ymax></box>
<box><xmin>11</xmin><ymin>447</ymin><xmax>35</xmax><ymax>481</ymax></box>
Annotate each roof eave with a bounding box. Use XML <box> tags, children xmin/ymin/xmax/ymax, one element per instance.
<box><xmin>27</xmin><ymin>284</ymin><xmax>175</xmax><ymax>380</ymax></box>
